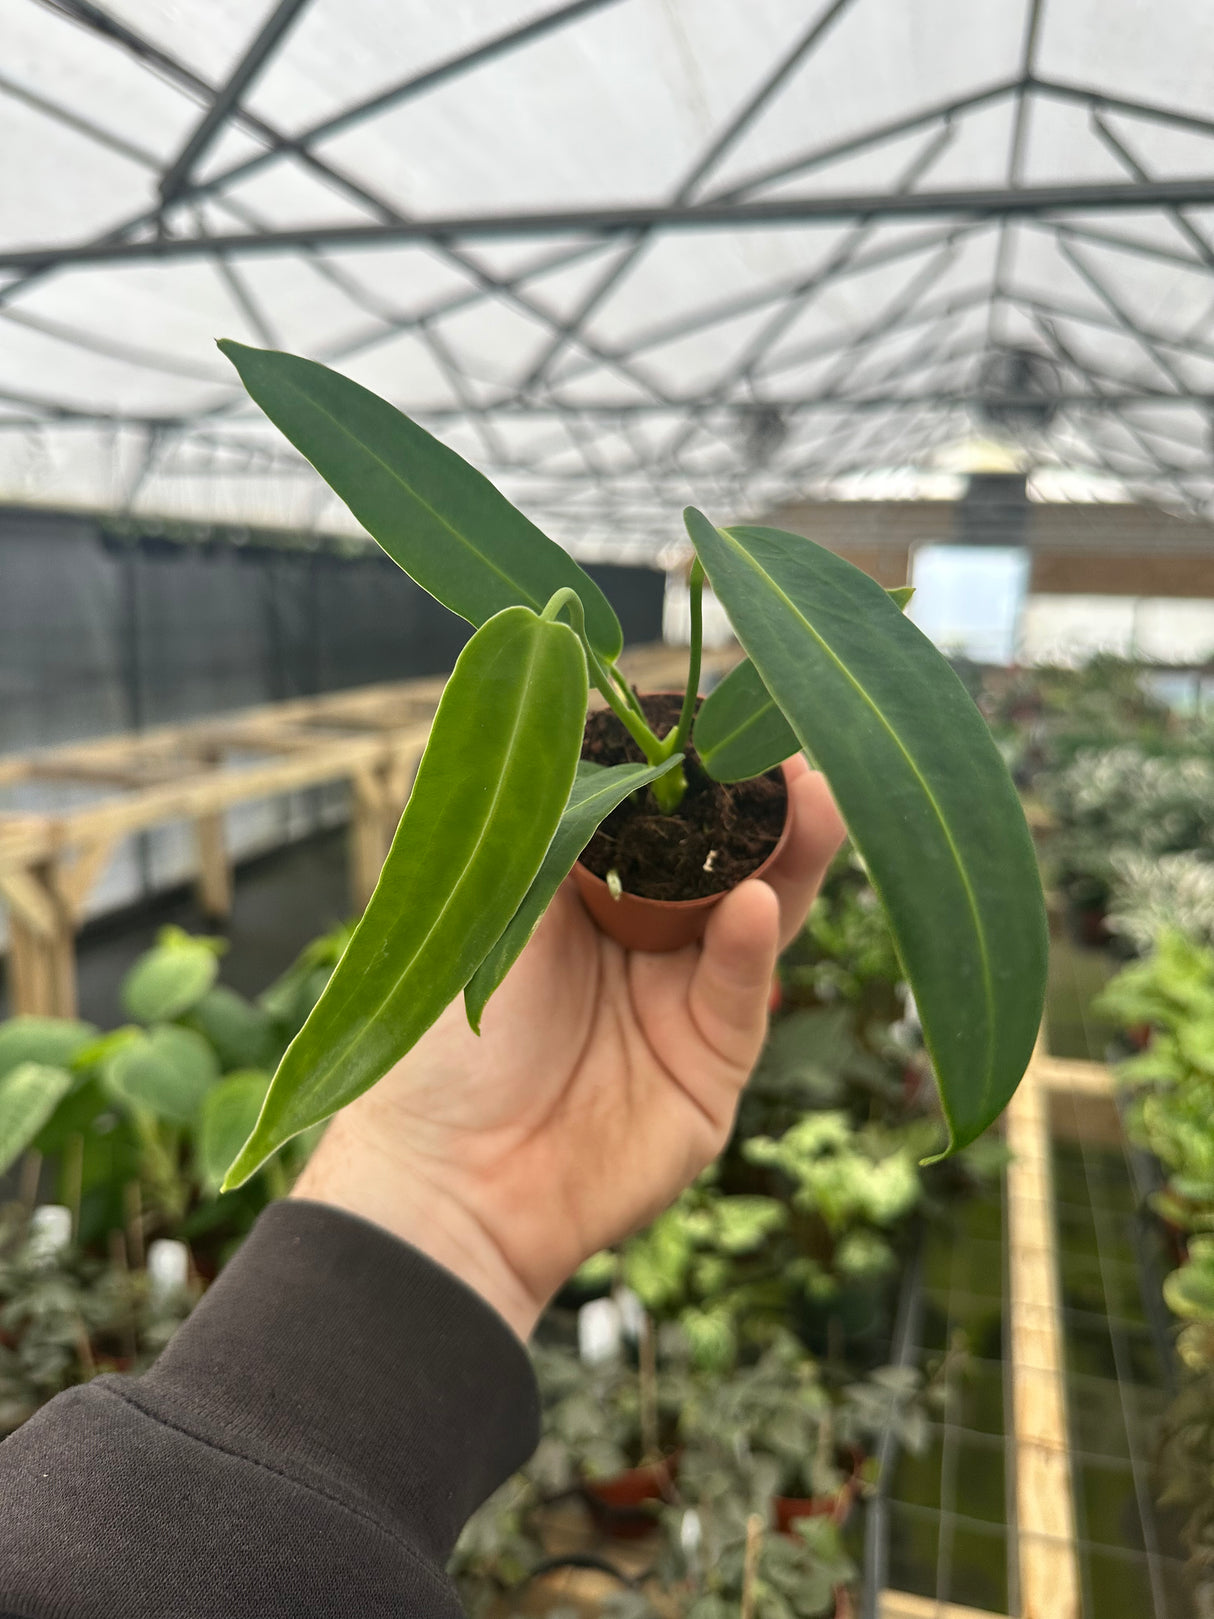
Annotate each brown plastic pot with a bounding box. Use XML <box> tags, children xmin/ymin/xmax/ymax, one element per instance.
<box><xmin>573</xmin><ymin>757</ymin><xmax>795</xmax><ymax>953</ymax></box>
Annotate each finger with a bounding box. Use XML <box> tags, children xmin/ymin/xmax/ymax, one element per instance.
<box><xmin>763</xmin><ymin>769</ymin><xmax>847</xmax><ymax>950</ymax></box>
<box><xmin>688</xmin><ymin>877</ymin><xmax>781</xmax><ymax>1078</ymax></box>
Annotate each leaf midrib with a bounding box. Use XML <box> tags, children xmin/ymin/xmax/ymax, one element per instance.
<box><xmin>716</xmin><ymin>527</ymin><xmax>998</xmax><ymax>1125</ymax></box>
<box><xmin>281</xmin><ymin>368</ymin><xmax>545</xmax><ymax>614</ymax></box>
<box><xmin>703</xmin><ymin>693</ymin><xmax>779</xmax><ymax>762</ymax></box>
<box><xmin>286</xmin><ymin>621</ymin><xmax>560</xmax><ymax>1112</ymax></box>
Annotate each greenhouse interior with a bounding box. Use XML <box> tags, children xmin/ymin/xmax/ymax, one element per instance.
<box><xmin>2</xmin><ymin>1</ymin><xmax>1214</xmax><ymax>1616</ymax></box>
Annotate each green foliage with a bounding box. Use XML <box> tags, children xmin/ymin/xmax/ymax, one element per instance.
<box><xmin>224</xmin><ymin>606</ymin><xmax>588</xmax><ymax>1187</ymax></box>
<box><xmin>1044</xmin><ymin>746</ymin><xmax>1214</xmax><ymax>917</ymax></box>
<box><xmin>465</xmin><ymin>755</ymin><xmax>685</xmax><ymax>1030</ymax></box>
<box><xmin>1100</xmin><ymin>933</ymin><xmax>1214</xmax><ymax>1229</ymax></box>
<box><xmin>744</xmin><ymin>1113</ymin><xmax>921</xmax><ymax>1237</ymax></box>
<box><xmin>0</xmin><ymin>1064</ymin><xmax>75</xmax><ymax>1177</ymax></box>
<box><xmin>1107</xmin><ymin>851</ymin><xmax>1214</xmax><ymax>954</ymax></box>
<box><xmin>694</xmin><ymin>658</ymin><xmax>799</xmax><ymax>783</ymax></box>
<box><xmin>0</xmin><ymin>926</ymin><xmax>342</xmax><ymax>1268</ymax></box>
<box><xmin>121</xmin><ymin>925</ymin><xmax>224</xmax><ymax>1024</ymax></box>
<box><xmin>256</xmin><ymin>922</ymin><xmax>351</xmax><ymax>1029</ymax></box>
<box><xmin>684</xmin><ymin>509</ymin><xmax>1045</xmax><ymax>1154</ymax></box>
<box><xmin>527</xmin><ymin>1338</ymin><xmax>689</xmax><ymax>1488</ymax></box>
<box><xmin>197</xmin><ymin>1072</ymin><xmax>272</xmax><ymax>1196</ymax></box>
<box><xmin>215</xmin><ymin>345</ymin><xmax>1044</xmax><ymax>1171</ymax></box>
<box><xmin>218</xmin><ymin>340</ymin><xmax>623</xmax><ymax>660</ymax></box>
<box><xmin>792</xmin><ymin>857</ymin><xmax>906</xmax><ymax>1007</ymax></box>
<box><xmin>1155</xmin><ymin>1372</ymin><xmax>1214</xmax><ymax>1606</ymax></box>
<box><xmin>0</xmin><ymin>1210</ymin><xmax>197</xmax><ymax>1435</ymax></box>
<box><xmin>101</xmin><ymin>1025</ymin><xmax>220</xmax><ymax>1127</ymax></box>
<box><xmin>181</xmin><ymin>986</ymin><xmax>282</xmax><ymax>1072</ymax></box>
<box><xmin>0</xmin><ymin>1017</ymin><xmax>97</xmax><ymax>1079</ymax></box>
<box><xmin>983</xmin><ymin>656</ymin><xmax>1180</xmax><ymax>785</ymax></box>
<box><xmin>742</xmin><ymin>1006</ymin><xmax>898</xmax><ymax>1130</ymax></box>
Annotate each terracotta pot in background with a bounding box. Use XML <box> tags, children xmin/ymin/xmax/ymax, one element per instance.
<box><xmin>773</xmin><ymin>1447</ymin><xmax>866</xmax><ymax>1537</ymax></box>
<box><xmin>581</xmin><ymin>1454</ymin><xmax>679</xmax><ymax>1540</ymax></box>
<box><xmin>573</xmin><ymin>759</ymin><xmax>794</xmax><ymax>954</ymax></box>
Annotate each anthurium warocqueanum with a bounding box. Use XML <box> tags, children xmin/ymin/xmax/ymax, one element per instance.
<box><xmin>218</xmin><ymin>341</ymin><xmax>1047</xmax><ymax>1189</ymax></box>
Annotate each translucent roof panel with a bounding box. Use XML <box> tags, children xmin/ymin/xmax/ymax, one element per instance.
<box><xmin>2</xmin><ymin>0</ymin><xmax>1213</xmax><ymax>558</ymax></box>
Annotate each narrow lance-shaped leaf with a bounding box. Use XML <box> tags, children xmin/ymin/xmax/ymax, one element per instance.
<box><xmin>219</xmin><ymin>341</ymin><xmax>622</xmax><ymax>660</ymax></box>
<box><xmin>464</xmin><ymin>755</ymin><xmax>686</xmax><ymax>1030</ymax></box>
<box><xmin>224</xmin><ymin>606</ymin><xmax>588</xmax><ymax>1189</ymax></box>
<box><xmin>696</xmin><ymin>588</ymin><xmax>915</xmax><ymax>784</ymax></box>
<box><xmin>685</xmin><ymin>509</ymin><xmax>1046</xmax><ymax>1154</ymax></box>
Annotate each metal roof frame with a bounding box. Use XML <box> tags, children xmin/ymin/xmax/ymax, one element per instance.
<box><xmin>4</xmin><ymin>0</ymin><xmax>1214</xmax><ymax>546</ymax></box>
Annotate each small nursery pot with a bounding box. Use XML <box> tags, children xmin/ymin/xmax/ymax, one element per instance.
<box><xmin>773</xmin><ymin>1449</ymin><xmax>866</xmax><ymax>1536</ymax></box>
<box><xmin>573</xmin><ymin>756</ymin><xmax>795</xmax><ymax>954</ymax></box>
<box><xmin>581</xmin><ymin>1454</ymin><xmax>679</xmax><ymax>1540</ymax></box>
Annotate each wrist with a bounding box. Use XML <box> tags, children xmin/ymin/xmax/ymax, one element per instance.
<box><xmin>290</xmin><ymin>1114</ymin><xmax>544</xmax><ymax>1341</ymax></box>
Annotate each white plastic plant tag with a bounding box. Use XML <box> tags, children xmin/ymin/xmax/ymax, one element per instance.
<box><xmin>577</xmin><ymin>1297</ymin><xmax>623</xmax><ymax>1365</ymax></box>
<box><xmin>614</xmin><ymin>1286</ymin><xmax>646</xmax><ymax>1343</ymax></box>
<box><xmin>27</xmin><ymin>1205</ymin><xmax>72</xmax><ymax>1265</ymax></box>
<box><xmin>680</xmin><ymin>1508</ymin><xmax>703</xmax><ymax>1558</ymax></box>
<box><xmin>147</xmin><ymin>1238</ymin><xmax>190</xmax><ymax>1305</ymax></box>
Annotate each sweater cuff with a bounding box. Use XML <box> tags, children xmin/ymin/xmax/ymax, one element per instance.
<box><xmin>129</xmin><ymin>1199</ymin><xmax>540</xmax><ymax>1562</ymax></box>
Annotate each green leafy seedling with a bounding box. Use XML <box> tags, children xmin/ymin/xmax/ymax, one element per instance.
<box><xmin>219</xmin><ymin>342</ymin><xmax>1047</xmax><ymax>1186</ymax></box>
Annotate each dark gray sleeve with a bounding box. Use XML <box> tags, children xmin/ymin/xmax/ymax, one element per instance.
<box><xmin>0</xmin><ymin>1199</ymin><xmax>541</xmax><ymax>1618</ymax></box>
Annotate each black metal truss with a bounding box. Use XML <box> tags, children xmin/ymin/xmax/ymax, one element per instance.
<box><xmin>6</xmin><ymin>0</ymin><xmax>1214</xmax><ymax>533</ymax></box>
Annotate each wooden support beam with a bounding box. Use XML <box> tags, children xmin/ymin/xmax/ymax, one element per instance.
<box><xmin>0</xmin><ymin>646</ymin><xmax>740</xmax><ymax>1018</ymax></box>
<box><xmin>55</xmin><ymin>838</ymin><xmax>119</xmax><ymax>923</ymax></box>
<box><xmin>878</xmin><ymin>1595</ymin><xmax>1011</xmax><ymax>1619</ymax></box>
<box><xmin>348</xmin><ymin>765</ymin><xmax>391</xmax><ymax>911</ymax></box>
<box><xmin>1007</xmin><ymin>1049</ymin><xmax>1081</xmax><ymax>1619</ymax></box>
<box><xmin>2</xmin><ymin>863</ymin><xmax>76</xmax><ymax>1016</ymax></box>
<box><xmin>194</xmin><ymin>812</ymin><xmax>232</xmax><ymax>921</ymax></box>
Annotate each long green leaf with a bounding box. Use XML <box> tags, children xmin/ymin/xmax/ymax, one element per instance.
<box><xmin>223</xmin><ymin>606</ymin><xmax>588</xmax><ymax>1188</ymax></box>
<box><xmin>464</xmin><ymin>755</ymin><xmax>686</xmax><ymax>1029</ymax></box>
<box><xmin>695</xmin><ymin>659</ymin><xmax>800</xmax><ymax>783</ymax></box>
<box><xmin>696</xmin><ymin>588</ymin><xmax>915</xmax><ymax>783</ymax></box>
<box><xmin>684</xmin><ymin>509</ymin><xmax>1046</xmax><ymax>1154</ymax></box>
<box><xmin>219</xmin><ymin>341</ymin><xmax>622</xmax><ymax>660</ymax></box>
<box><xmin>0</xmin><ymin>1063</ymin><xmax>74</xmax><ymax>1177</ymax></box>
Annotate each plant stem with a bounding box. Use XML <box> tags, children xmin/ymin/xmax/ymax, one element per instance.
<box><xmin>648</xmin><ymin>560</ymin><xmax>704</xmax><ymax>813</ymax></box>
<box><xmin>669</xmin><ymin>559</ymin><xmax>704</xmax><ymax>760</ymax></box>
<box><xmin>540</xmin><ymin>588</ymin><xmax>665</xmax><ymax>761</ymax></box>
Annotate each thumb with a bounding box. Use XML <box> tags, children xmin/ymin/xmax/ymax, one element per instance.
<box><xmin>688</xmin><ymin>877</ymin><xmax>781</xmax><ymax>1076</ymax></box>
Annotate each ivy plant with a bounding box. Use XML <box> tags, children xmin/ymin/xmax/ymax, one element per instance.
<box><xmin>217</xmin><ymin>342</ymin><xmax>1047</xmax><ymax>1188</ymax></box>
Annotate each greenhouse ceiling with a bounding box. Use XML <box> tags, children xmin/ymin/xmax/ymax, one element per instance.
<box><xmin>4</xmin><ymin>0</ymin><xmax>1214</xmax><ymax>557</ymax></box>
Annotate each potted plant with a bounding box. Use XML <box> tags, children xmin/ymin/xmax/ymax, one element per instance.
<box><xmin>0</xmin><ymin>1206</ymin><xmax>197</xmax><ymax>1435</ymax></box>
<box><xmin>674</xmin><ymin>1334</ymin><xmax>934</xmax><ymax>1531</ymax></box>
<box><xmin>0</xmin><ymin>924</ymin><xmax>341</xmax><ymax>1264</ymax></box>
<box><xmin>214</xmin><ymin>342</ymin><xmax>1046</xmax><ymax>1190</ymax></box>
<box><xmin>528</xmin><ymin>1338</ymin><xmax>691</xmax><ymax>1539</ymax></box>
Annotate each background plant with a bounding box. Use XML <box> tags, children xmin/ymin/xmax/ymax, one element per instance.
<box><xmin>0</xmin><ymin>925</ymin><xmax>345</xmax><ymax>1265</ymax></box>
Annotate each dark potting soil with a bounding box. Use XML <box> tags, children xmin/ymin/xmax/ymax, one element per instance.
<box><xmin>579</xmin><ymin>692</ymin><xmax>787</xmax><ymax>902</ymax></box>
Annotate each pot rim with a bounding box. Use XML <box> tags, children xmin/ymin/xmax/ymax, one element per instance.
<box><xmin>573</xmin><ymin>755</ymin><xmax>795</xmax><ymax>914</ymax></box>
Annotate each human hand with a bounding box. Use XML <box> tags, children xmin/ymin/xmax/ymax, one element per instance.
<box><xmin>293</xmin><ymin>758</ymin><xmax>845</xmax><ymax>1338</ymax></box>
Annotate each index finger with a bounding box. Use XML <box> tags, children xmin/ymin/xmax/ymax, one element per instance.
<box><xmin>760</xmin><ymin>760</ymin><xmax>847</xmax><ymax>950</ymax></box>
